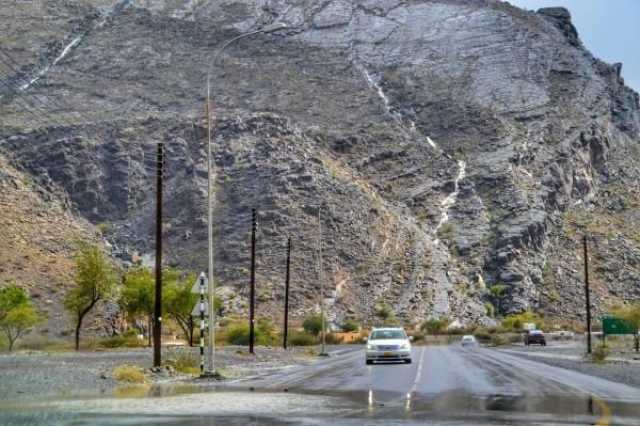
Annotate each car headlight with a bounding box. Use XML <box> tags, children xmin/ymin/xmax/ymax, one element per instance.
<box><xmin>367</xmin><ymin>344</ymin><xmax>376</xmax><ymax>350</ymax></box>
<box><xmin>401</xmin><ymin>343</ymin><xmax>410</xmax><ymax>349</ymax></box>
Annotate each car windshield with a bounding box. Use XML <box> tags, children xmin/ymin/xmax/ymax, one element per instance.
<box><xmin>370</xmin><ymin>330</ymin><xmax>406</xmax><ymax>340</ymax></box>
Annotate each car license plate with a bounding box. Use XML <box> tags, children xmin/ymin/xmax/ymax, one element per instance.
<box><xmin>383</xmin><ymin>352</ymin><xmax>393</xmax><ymax>357</ymax></box>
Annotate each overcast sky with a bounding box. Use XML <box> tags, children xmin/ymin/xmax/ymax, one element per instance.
<box><xmin>507</xmin><ymin>0</ymin><xmax>640</xmax><ymax>93</ymax></box>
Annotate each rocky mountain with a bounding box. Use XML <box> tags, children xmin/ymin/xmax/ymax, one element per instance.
<box><xmin>1</xmin><ymin>0</ymin><xmax>639</xmax><ymax>331</ymax></box>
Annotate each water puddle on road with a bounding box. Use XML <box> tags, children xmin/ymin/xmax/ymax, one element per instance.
<box><xmin>2</xmin><ymin>385</ymin><xmax>640</xmax><ymax>425</ymax></box>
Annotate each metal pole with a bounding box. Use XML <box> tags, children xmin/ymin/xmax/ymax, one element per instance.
<box><xmin>318</xmin><ymin>206</ymin><xmax>327</xmax><ymax>356</ymax></box>
<box><xmin>206</xmin><ymin>77</ymin><xmax>215</xmax><ymax>373</ymax></box>
<box><xmin>283</xmin><ymin>237</ymin><xmax>291</xmax><ymax>349</ymax></box>
<box><xmin>153</xmin><ymin>142</ymin><xmax>163</xmax><ymax>367</ymax></box>
<box><xmin>583</xmin><ymin>235</ymin><xmax>592</xmax><ymax>355</ymax></box>
<box><xmin>199</xmin><ymin>273</ymin><xmax>206</xmax><ymax>374</ymax></box>
<box><xmin>249</xmin><ymin>208</ymin><xmax>257</xmax><ymax>354</ymax></box>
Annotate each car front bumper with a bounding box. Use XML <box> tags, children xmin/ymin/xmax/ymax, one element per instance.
<box><xmin>366</xmin><ymin>348</ymin><xmax>411</xmax><ymax>361</ymax></box>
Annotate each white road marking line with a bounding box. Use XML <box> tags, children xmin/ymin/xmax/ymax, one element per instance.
<box><xmin>410</xmin><ymin>346</ymin><xmax>426</xmax><ymax>394</ymax></box>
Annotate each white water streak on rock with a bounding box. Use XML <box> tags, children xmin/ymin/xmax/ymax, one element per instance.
<box><xmin>361</xmin><ymin>67</ymin><xmax>396</xmax><ymax>119</ymax></box>
<box><xmin>434</xmin><ymin>160</ymin><xmax>466</xmax><ymax>241</ymax></box>
<box><xmin>20</xmin><ymin>35</ymin><xmax>83</xmax><ymax>91</ymax></box>
<box><xmin>426</xmin><ymin>136</ymin><xmax>439</xmax><ymax>150</ymax></box>
<box><xmin>358</xmin><ymin>64</ymin><xmax>467</xmax><ymax>250</ymax></box>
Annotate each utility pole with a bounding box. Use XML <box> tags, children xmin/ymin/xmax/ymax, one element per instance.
<box><xmin>153</xmin><ymin>142</ymin><xmax>163</xmax><ymax>367</ymax></box>
<box><xmin>283</xmin><ymin>237</ymin><xmax>291</xmax><ymax>350</ymax></box>
<box><xmin>318</xmin><ymin>206</ymin><xmax>328</xmax><ymax>356</ymax></box>
<box><xmin>205</xmin><ymin>79</ymin><xmax>216</xmax><ymax>375</ymax></box>
<box><xmin>583</xmin><ymin>234</ymin><xmax>592</xmax><ymax>355</ymax></box>
<box><xmin>249</xmin><ymin>208</ymin><xmax>257</xmax><ymax>354</ymax></box>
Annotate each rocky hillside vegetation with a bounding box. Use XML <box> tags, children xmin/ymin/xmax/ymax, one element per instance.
<box><xmin>1</xmin><ymin>0</ymin><xmax>639</xmax><ymax>331</ymax></box>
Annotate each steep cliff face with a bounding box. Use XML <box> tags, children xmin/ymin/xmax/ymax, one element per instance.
<box><xmin>1</xmin><ymin>0</ymin><xmax>639</xmax><ymax>327</ymax></box>
<box><xmin>0</xmin><ymin>153</ymin><xmax>101</xmax><ymax>334</ymax></box>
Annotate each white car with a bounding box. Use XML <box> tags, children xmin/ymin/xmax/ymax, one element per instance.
<box><xmin>365</xmin><ymin>327</ymin><xmax>412</xmax><ymax>364</ymax></box>
<box><xmin>461</xmin><ymin>335</ymin><xmax>478</xmax><ymax>348</ymax></box>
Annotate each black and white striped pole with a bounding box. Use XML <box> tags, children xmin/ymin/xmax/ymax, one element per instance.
<box><xmin>196</xmin><ymin>272</ymin><xmax>207</xmax><ymax>375</ymax></box>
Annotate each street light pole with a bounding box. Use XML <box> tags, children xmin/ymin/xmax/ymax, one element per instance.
<box><xmin>206</xmin><ymin>77</ymin><xmax>215</xmax><ymax>374</ymax></box>
<box><xmin>204</xmin><ymin>22</ymin><xmax>287</xmax><ymax>370</ymax></box>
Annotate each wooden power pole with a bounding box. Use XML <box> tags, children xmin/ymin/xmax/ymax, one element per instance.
<box><xmin>249</xmin><ymin>208</ymin><xmax>256</xmax><ymax>354</ymax></box>
<box><xmin>583</xmin><ymin>235</ymin><xmax>592</xmax><ymax>355</ymax></box>
<box><xmin>283</xmin><ymin>237</ymin><xmax>291</xmax><ymax>349</ymax></box>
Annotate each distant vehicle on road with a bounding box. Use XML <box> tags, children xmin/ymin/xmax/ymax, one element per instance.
<box><xmin>365</xmin><ymin>327</ymin><xmax>412</xmax><ymax>365</ymax></box>
<box><xmin>461</xmin><ymin>335</ymin><xmax>478</xmax><ymax>348</ymax></box>
<box><xmin>524</xmin><ymin>329</ymin><xmax>546</xmax><ymax>346</ymax></box>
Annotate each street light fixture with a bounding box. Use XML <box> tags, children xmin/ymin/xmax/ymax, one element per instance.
<box><xmin>203</xmin><ymin>22</ymin><xmax>288</xmax><ymax>375</ymax></box>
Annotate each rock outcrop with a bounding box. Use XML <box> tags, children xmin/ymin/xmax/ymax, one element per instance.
<box><xmin>1</xmin><ymin>0</ymin><xmax>639</xmax><ymax>328</ymax></box>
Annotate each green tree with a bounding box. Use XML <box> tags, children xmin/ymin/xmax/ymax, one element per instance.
<box><xmin>0</xmin><ymin>284</ymin><xmax>41</xmax><ymax>351</ymax></box>
<box><xmin>303</xmin><ymin>314</ymin><xmax>323</xmax><ymax>336</ymax></box>
<box><xmin>64</xmin><ymin>244</ymin><xmax>118</xmax><ymax>350</ymax></box>
<box><xmin>488</xmin><ymin>284</ymin><xmax>508</xmax><ymax>315</ymax></box>
<box><xmin>121</xmin><ymin>267</ymin><xmax>154</xmax><ymax>346</ymax></box>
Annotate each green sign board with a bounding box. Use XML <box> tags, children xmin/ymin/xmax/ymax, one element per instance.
<box><xmin>602</xmin><ymin>316</ymin><xmax>636</xmax><ymax>335</ymax></box>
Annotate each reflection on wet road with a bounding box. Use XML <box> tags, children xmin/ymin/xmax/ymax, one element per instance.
<box><xmin>2</xmin><ymin>345</ymin><xmax>640</xmax><ymax>425</ymax></box>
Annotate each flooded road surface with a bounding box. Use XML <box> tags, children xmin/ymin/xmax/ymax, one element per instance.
<box><xmin>2</xmin><ymin>346</ymin><xmax>640</xmax><ymax>425</ymax></box>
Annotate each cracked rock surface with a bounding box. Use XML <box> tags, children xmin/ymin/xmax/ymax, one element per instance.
<box><xmin>1</xmin><ymin>0</ymin><xmax>639</xmax><ymax>329</ymax></box>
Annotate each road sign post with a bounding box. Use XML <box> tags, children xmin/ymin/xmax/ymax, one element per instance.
<box><xmin>191</xmin><ymin>272</ymin><xmax>209</xmax><ymax>376</ymax></box>
<box><xmin>199</xmin><ymin>273</ymin><xmax>206</xmax><ymax>374</ymax></box>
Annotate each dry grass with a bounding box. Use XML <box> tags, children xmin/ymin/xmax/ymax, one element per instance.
<box><xmin>165</xmin><ymin>348</ymin><xmax>200</xmax><ymax>376</ymax></box>
<box><xmin>113</xmin><ymin>365</ymin><xmax>146</xmax><ymax>383</ymax></box>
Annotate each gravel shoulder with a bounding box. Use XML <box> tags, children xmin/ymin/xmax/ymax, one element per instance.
<box><xmin>0</xmin><ymin>345</ymin><xmax>342</xmax><ymax>404</ymax></box>
<box><xmin>497</xmin><ymin>341</ymin><xmax>640</xmax><ymax>389</ymax></box>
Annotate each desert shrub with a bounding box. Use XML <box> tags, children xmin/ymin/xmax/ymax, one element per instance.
<box><xmin>502</xmin><ymin>311</ymin><xmax>545</xmax><ymax>331</ymax></box>
<box><xmin>490</xmin><ymin>334</ymin><xmax>507</xmax><ymax>347</ymax></box>
<box><xmin>225</xmin><ymin>319</ymin><xmax>277</xmax><ymax>346</ymax></box>
<box><xmin>324</xmin><ymin>333</ymin><xmax>343</xmax><ymax>344</ymax></box>
<box><xmin>420</xmin><ymin>318</ymin><xmax>450</xmax><ymax>335</ymax></box>
<box><xmin>473</xmin><ymin>330</ymin><xmax>492</xmax><ymax>343</ymax></box>
<box><xmin>507</xmin><ymin>334</ymin><xmax>523</xmax><ymax>344</ymax></box>
<box><xmin>165</xmin><ymin>348</ymin><xmax>200</xmax><ymax>375</ymax></box>
<box><xmin>374</xmin><ymin>301</ymin><xmax>399</xmax><ymax>326</ymax></box>
<box><xmin>341</xmin><ymin>319</ymin><xmax>360</xmax><ymax>333</ymax></box>
<box><xmin>591</xmin><ymin>344</ymin><xmax>610</xmax><ymax>363</ymax></box>
<box><xmin>98</xmin><ymin>334</ymin><xmax>146</xmax><ymax>349</ymax></box>
<box><xmin>303</xmin><ymin>314</ymin><xmax>323</xmax><ymax>336</ymax></box>
<box><xmin>484</xmin><ymin>302</ymin><xmax>495</xmax><ymax>318</ymax></box>
<box><xmin>410</xmin><ymin>332</ymin><xmax>425</xmax><ymax>343</ymax></box>
<box><xmin>17</xmin><ymin>336</ymin><xmax>72</xmax><ymax>351</ymax></box>
<box><xmin>288</xmin><ymin>330</ymin><xmax>316</xmax><ymax>346</ymax></box>
<box><xmin>113</xmin><ymin>365</ymin><xmax>146</xmax><ymax>383</ymax></box>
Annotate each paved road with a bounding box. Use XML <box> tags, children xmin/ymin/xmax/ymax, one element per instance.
<box><xmin>4</xmin><ymin>345</ymin><xmax>640</xmax><ymax>425</ymax></box>
<box><xmin>234</xmin><ymin>345</ymin><xmax>640</xmax><ymax>425</ymax></box>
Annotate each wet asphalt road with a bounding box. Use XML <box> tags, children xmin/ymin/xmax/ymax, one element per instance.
<box><xmin>3</xmin><ymin>345</ymin><xmax>640</xmax><ymax>425</ymax></box>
